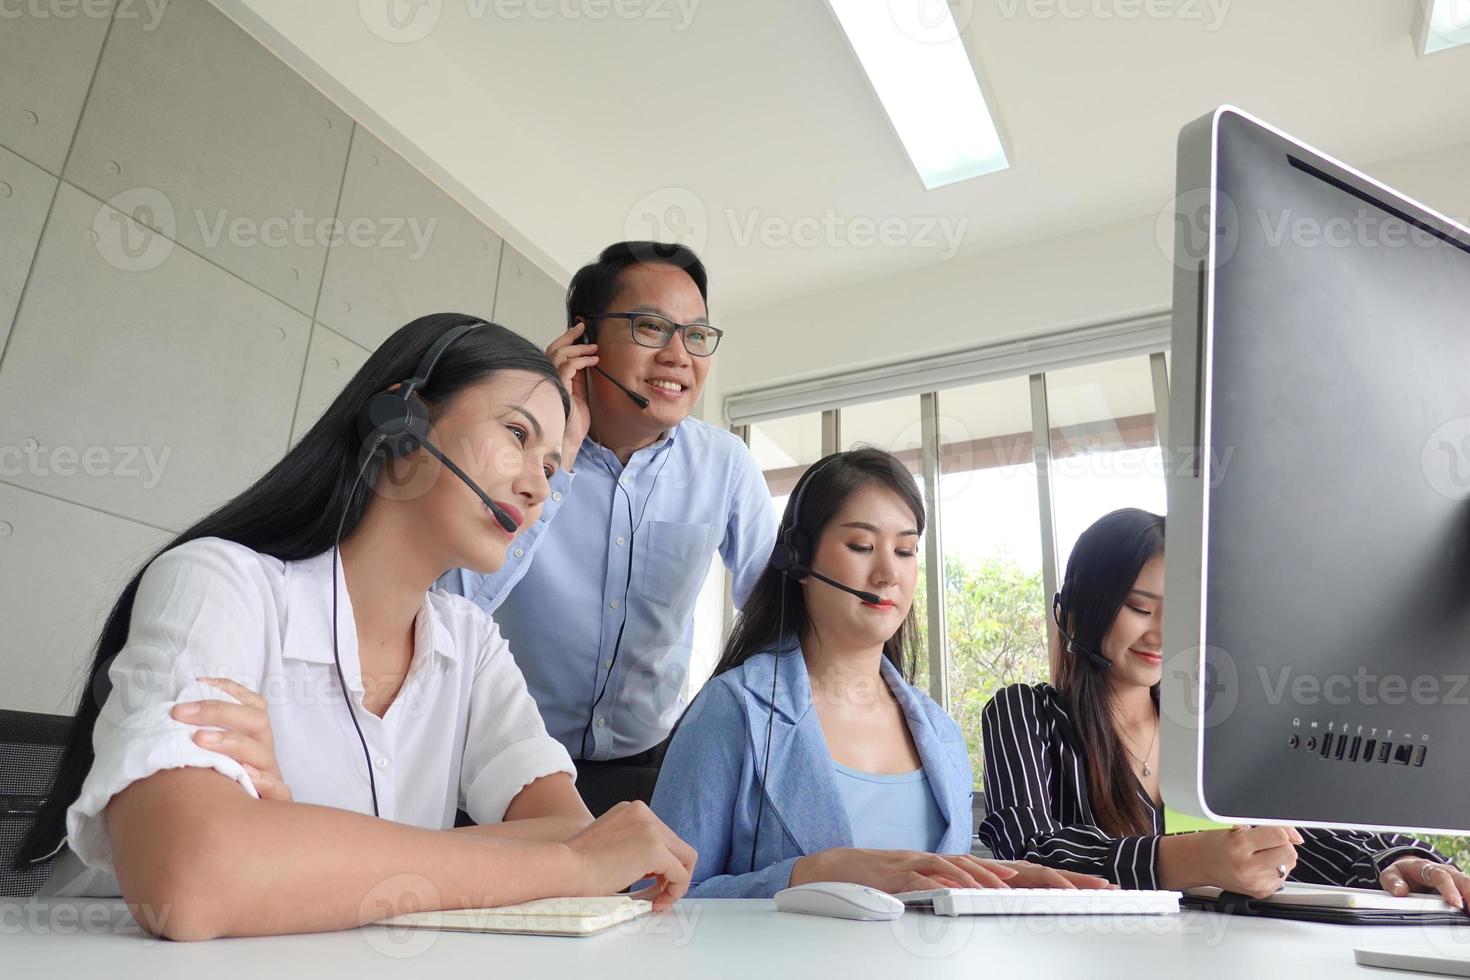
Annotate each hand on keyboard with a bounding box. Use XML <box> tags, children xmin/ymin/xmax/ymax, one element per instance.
<box><xmin>988</xmin><ymin>860</ymin><xmax>1116</xmax><ymax>890</ymax></box>
<box><xmin>790</xmin><ymin>848</ymin><xmax>1021</xmax><ymax>893</ymax></box>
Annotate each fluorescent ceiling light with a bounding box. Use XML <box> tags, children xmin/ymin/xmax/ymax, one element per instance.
<box><xmin>826</xmin><ymin>0</ymin><xmax>1009</xmax><ymax>190</ymax></box>
<box><xmin>1416</xmin><ymin>0</ymin><xmax>1470</xmax><ymax>55</ymax></box>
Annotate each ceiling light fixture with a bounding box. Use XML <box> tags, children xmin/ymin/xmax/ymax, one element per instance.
<box><xmin>826</xmin><ymin>0</ymin><xmax>1010</xmax><ymax>189</ymax></box>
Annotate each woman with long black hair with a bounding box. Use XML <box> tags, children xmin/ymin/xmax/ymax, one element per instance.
<box><xmin>651</xmin><ymin>448</ymin><xmax>1109</xmax><ymax>897</ymax></box>
<box><xmin>980</xmin><ymin>508</ymin><xmax>1470</xmax><ymax>906</ymax></box>
<box><xmin>15</xmin><ymin>313</ymin><xmax>694</xmax><ymax>939</ymax></box>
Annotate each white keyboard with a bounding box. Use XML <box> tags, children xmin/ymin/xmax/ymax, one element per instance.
<box><xmin>896</xmin><ymin>887</ymin><xmax>1182</xmax><ymax>917</ymax></box>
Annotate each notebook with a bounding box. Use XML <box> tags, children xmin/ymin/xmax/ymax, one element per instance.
<box><xmin>374</xmin><ymin>896</ymin><xmax>654</xmax><ymax>937</ymax></box>
<box><xmin>1182</xmin><ymin>883</ymin><xmax>1470</xmax><ymax>926</ymax></box>
<box><xmin>1186</xmin><ymin>883</ymin><xmax>1456</xmax><ymax>912</ymax></box>
<box><xmin>896</xmin><ymin>887</ymin><xmax>1181</xmax><ymax>917</ymax></box>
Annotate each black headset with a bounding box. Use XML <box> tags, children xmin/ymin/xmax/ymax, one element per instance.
<box><xmin>766</xmin><ymin>459</ymin><xmax>827</xmax><ymax>580</ymax></box>
<box><xmin>337</xmin><ymin>321</ymin><xmax>507</xmax><ymax>817</ymax></box>
<box><xmin>768</xmin><ymin>454</ymin><xmax>881</xmax><ymax>605</ymax></box>
<box><xmin>569</xmin><ymin>312</ymin><xmax>676</xmax><ymax>760</ymax></box>
<box><xmin>1053</xmin><ymin>583</ymin><xmax>1113</xmax><ymax>672</ymax></box>
<box><xmin>576</xmin><ymin>314</ymin><xmax>650</xmax><ymax>409</ymax></box>
<box><xmin>356</xmin><ymin>325</ymin><xmax>472</xmax><ymax>461</ymax></box>
<box><xmin>750</xmin><ymin>452</ymin><xmax>876</xmax><ymax>871</ymax></box>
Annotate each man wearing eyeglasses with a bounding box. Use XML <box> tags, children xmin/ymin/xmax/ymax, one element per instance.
<box><xmin>440</xmin><ymin>241</ymin><xmax>777</xmax><ymax>815</ymax></box>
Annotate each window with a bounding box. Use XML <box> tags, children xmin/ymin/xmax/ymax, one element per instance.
<box><xmin>726</xmin><ymin>331</ymin><xmax>1173</xmax><ymax>780</ymax></box>
<box><xmin>840</xmin><ymin>395</ymin><xmax>929</xmax><ymax>683</ymax></box>
<box><xmin>748</xmin><ymin>412</ymin><xmax>824</xmax><ymax>520</ymax></box>
<box><xmin>929</xmin><ymin>376</ymin><xmax>1047</xmax><ymax>777</ymax></box>
<box><xmin>1045</xmin><ymin>354</ymin><xmax>1167</xmax><ymax>571</ymax></box>
<box><xmin>840</xmin><ymin>393</ymin><xmax>922</xmax><ymax>466</ymax></box>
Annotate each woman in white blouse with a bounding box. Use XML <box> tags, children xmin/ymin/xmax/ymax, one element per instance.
<box><xmin>16</xmin><ymin>314</ymin><xmax>694</xmax><ymax>939</ymax></box>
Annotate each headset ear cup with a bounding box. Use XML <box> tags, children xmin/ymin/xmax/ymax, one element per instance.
<box><xmin>360</xmin><ymin>391</ymin><xmax>431</xmax><ymax>460</ymax></box>
<box><xmin>769</xmin><ymin>537</ymin><xmax>797</xmax><ymax>575</ymax></box>
<box><xmin>785</xmin><ymin>529</ymin><xmax>811</xmax><ymax>581</ymax></box>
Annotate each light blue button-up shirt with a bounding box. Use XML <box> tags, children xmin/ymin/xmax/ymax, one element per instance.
<box><xmin>438</xmin><ymin>416</ymin><xmax>777</xmax><ymax>761</ymax></box>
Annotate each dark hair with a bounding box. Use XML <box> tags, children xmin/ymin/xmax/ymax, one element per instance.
<box><xmin>712</xmin><ymin>448</ymin><xmax>923</xmax><ymax>683</ymax></box>
<box><xmin>564</xmin><ymin>241</ymin><xmax>709</xmax><ymax>332</ymax></box>
<box><xmin>1052</xmin><ymin>507</ymin><xmax>1166</xmax><ymax>837</ymax></box>
<box><xmin>15</xmin><ymin>313</ymin><xmax>568</xmax><ymax>867</ymax></box>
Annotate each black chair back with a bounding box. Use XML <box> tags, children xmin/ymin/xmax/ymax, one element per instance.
<box><xmin>0</xmin><ymin>709</ymin><xmax>71</xmax><ymax>897</ymax></box>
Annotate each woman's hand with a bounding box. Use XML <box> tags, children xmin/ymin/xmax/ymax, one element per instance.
<box><xmin>170</xmin><ymin>677</ymin><xmax>292</xmax><ymax>802</ymax></box>
<box><xmin>563</xmin><ymin>801</ymin><xmax>696</xmax><ymax>911</ymax></box>
<box><xmin>1380</xmin><ymin>857</ymin><xmax>1470</xmax><ymax>911</ymax></box>
<box><xmin>790</xmin><ymin>848</ymin><xmax>1020</xmax><ymax>894</ymax></box>
<box><xmin>1198</xmin><ymin>826</ymin><xmax>1302</xmax><ymax>899</ymax></box>
<box><xmin>546</xmin><ymin>325</ymin><xmax>597</xmax><ymax>468</ymax></box>
<box><xmin>989</xmin><ymin>860</ymin><xmax>1116</xmax><ymax>890</ymax></box>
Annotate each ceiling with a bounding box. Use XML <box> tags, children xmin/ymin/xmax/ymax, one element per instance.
<box><xmin>227</xmin><ymin>0</ymin><xmax>1470</xmax><ymax>314</ymax></box>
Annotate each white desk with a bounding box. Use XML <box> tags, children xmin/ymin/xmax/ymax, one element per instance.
<box><xmin>6</xmin><ymin>898</ymin><xmax>1469</xmax><ymax>978</ymax></box>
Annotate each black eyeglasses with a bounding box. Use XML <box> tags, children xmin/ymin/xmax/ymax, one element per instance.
<box><xmin>590</xmin><ymin>312</ymin><xmax>723</xmax><ymax>357</ymax></box>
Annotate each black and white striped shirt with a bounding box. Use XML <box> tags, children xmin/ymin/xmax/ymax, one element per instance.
<box><xmin>979</xmin><ymin>683</ymin><xmax>1444</xmax><ymax>890</ymax></box>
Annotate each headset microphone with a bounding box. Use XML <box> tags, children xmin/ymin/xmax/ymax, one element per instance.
<box><xmin>419</xmin><ymin>441</ymin><xmax>519</xmax><ymax>533</ymax></box>
<box><xmin>593</xmin><ymin>366</ymin><xmax>650</xmax><ymax>410</ymax></box>
<box><xmin>578</xmin><ymin>317</ymin><xmax>651</xmax><ymax>409</ymax></box>
<box><xmin>797</xmin><ymin>567</ymin><xmax>883</xmax><ymax>606</ymax></box>
<box><xmin>1053</xmin><ymin>589</ymin><xmax>1113</xmax><ymax>671</ymax></box>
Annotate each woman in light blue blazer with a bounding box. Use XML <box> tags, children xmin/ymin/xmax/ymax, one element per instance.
<box><xmin>651</xmin><ymin>449</ymin><xmax>1110</xmax><ymax>898</ymax></box>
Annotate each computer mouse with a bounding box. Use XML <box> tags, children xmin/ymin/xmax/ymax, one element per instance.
<box><xmin>773</xmin><ymin>881</ymin><xmax>905</xmax><ymax>921</ymax></box>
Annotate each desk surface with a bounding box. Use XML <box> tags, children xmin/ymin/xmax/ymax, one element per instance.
<box><xmin>6</xmin><ymin>899</ymin><xmax>1470</xmax><ymax>978</ymax></box>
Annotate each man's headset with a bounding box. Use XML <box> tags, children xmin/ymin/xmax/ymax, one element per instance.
<box><xmin>577</xmin><ymin>315</ymin><xmax>650</xmax><ymax>409</ymax></box>
<box><xmin>1052</xmin><ymin>583</ymin><xmax>1113</xmax><ymax>672</ymax></box>
<box><xmin>569</xmin><ymin>313</ymin><xmax>670</xmax><ymax>760</ymax></box>
<box><xmin>340</xmin><ymin>321</ymin><xmax>519</xmax><ymax>817</ymax></box>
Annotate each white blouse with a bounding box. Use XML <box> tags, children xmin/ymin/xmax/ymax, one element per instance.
<box><xmin>65</xmin><ymin>536</ymin><xmax>575</xmax><ymax>878</ymax></box>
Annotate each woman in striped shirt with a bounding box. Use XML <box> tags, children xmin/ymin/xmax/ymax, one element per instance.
<box><xmin>979</xmin><ymin>508</ymin><xmax>1470</xmax><ymax>905</ymax></box>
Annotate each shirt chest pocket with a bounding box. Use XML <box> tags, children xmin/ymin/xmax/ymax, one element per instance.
<box><xmin>640</xmin><ymin>521</ymin><xmax>714</xmax><ymax>608</ymax></box>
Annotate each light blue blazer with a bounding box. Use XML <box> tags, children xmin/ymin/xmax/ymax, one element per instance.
<box><xmin>650</xmin><ymin>648</ymin><xmax>974</xmax><ymax>898</ymax></box>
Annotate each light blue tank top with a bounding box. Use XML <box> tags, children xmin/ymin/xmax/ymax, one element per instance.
<box><xmin>833</xmin><ymin>763</ymin><xmax>946</xmax><ymax>852</ymax></box>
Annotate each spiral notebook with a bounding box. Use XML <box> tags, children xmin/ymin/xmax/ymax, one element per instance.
<box><xmin>374</xmin><ymin>896</ymin><xmax>654</xmax><ymax>937</ymax></box>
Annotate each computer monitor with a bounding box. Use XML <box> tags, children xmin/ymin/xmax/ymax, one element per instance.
<box><xmin>1159</xmin><ymin>106</ymin><xmax>1470</xmax><ymax>836</ymax></box>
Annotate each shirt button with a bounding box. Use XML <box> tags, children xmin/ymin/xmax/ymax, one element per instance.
<box><xmin>374</xmin><ymin>757</ymin><xmax>388</xmax><ymax>770</ymax></box>
<box><xmin>513</xmin><ymin>547</ymin><xmax>524</xmax><ymax>558</ymax></box>
<box><xmin>610</xmin><ymin>599</ymin><xmax>620</xmax><ymax>609</ymax></box>
<box><xmin>615</xmin><ymin>536</ymin><xmax>625</xmax><ymax>546</ymax></box>
<box><xmin>595</xmin><ymin>718</ymin><xmax>607</xmax><ymax>728</ymax></box>
<box><xmin>551</xmin><ymin>491</ymin><xmax>562</xmax><ymax>501</ymax></box>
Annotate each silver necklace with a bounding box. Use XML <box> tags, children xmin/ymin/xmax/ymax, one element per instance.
<box><xmin>1123</xmin><ymin>719</ymin><xmax>1159</xmax><ymax>777</ymax></box>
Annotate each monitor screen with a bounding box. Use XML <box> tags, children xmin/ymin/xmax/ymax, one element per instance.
<box><xmin>1160</xmin><ymin>107</ymin><xmax>1470</xmax><ymax>835</ymax></box>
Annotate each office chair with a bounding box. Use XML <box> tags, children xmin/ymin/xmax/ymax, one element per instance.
<box><xmin>575</xmin><ymin>764</ymin><xmax>662</xmax><ymax>819</ymax></box>
<box><xmin>971</xmin><ymin>789</ymin><xmax>993</xmax><ymax>858</ymax></box>
<box><xmin>0</xmin><ymin>709</ymin><xmax>71</xmax><ymax>897</ymax></box>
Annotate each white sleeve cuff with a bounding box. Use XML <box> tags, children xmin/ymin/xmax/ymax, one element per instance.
<box><xmin>462</xmin><ymin>735</ymin><xmax>576</xmax><ymax>825</ymax></box>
